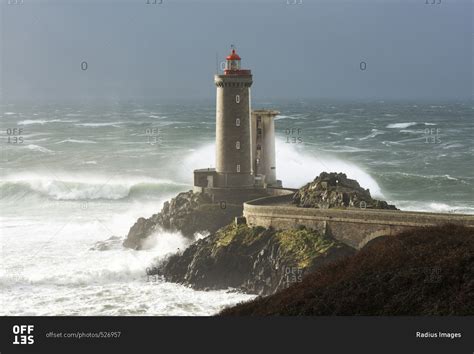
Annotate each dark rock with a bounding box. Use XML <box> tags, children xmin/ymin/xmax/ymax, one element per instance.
<box><xmin>293</xmin><ymin>172</ymin><xmax>397</xmax><ymax>210</ymax></box>
<box><xmin>219</xmin><ymin>224</ymin><xmax>474</xmax><ymax>316</ymax></box>
<box><xmin>151</xmin><ymin>224</ymin><xmax>355</xmax><ymax>296</ymax></box>
<box><xmin>123</xmin><ymin>190</ymin><xmax>243</xmax><ymax>250</ymax></box>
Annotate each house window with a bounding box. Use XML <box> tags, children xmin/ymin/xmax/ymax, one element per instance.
<box><xmin>236</xmin><ymin>118</ymin><xmax>240</xmax><ymax>127</ymax></box>
<box><xmin>235</xmin><ymin>95</ymin><xmax>240</xmax><ymax>103</ymax></box>
<box><xmin>236</xmin><ymin>141</ymin><xmax>240</xmax><ymax>150</ymax></box>
<box><xmin>236</xmin><ymin>164</ymin><xmax>240</xmax><ymax>172</ymax></box>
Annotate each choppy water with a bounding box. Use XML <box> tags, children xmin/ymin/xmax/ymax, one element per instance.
<box><xmin>1</xmin><ymin>99</ymin><xmax>472</xmax><ymax>315</ymax></box>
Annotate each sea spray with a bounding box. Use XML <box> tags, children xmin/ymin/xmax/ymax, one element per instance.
<box><xmin>180</xmin><ymin>141</ymin><xmax>385</xmax><ymax>197</ymax></box>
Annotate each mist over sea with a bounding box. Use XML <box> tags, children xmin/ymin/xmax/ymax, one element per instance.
<box><xmin>1</xmin><ymin>99</ymin><xmax>473</xmax><ymax>315</ymax></box>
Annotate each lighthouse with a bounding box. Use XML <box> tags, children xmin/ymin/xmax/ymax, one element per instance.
<box><xmin>214</xmin><ymin>48</ymin><xmax>254</xmax><ymax>187</ymax></box>
<box><xmin>193</xmin><ymin>47</ymin><xmax>282</xmax><ymax>203</ymax></box>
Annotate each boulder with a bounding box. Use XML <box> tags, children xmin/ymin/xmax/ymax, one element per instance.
<box><xmin>293</xmin><ymin>172</ymin><xmax>397</xmax><ymax>210</ymax></box>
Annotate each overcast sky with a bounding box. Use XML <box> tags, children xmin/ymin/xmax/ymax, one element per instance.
<box><xmin>1</xmin><ymin>0</ymin><xmax>472</xmax><ymax>101</ymax></box>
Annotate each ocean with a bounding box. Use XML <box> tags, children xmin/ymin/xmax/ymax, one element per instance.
<box><xmin>1</xmin><ymin>99</ymin><xmax>473</xmax><ymax>315</ymax></box>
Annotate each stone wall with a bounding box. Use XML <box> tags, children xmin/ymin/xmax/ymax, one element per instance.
<box><xmin>243</xmin><ymin>196</ymin><xmax>474</xmax><ymax>249</ymax></box>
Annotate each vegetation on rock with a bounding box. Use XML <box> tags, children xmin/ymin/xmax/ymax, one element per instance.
<box><xmin>220</xmin><ymin>224</ymin><xmax>474</xmax><ymax>315</ymax></box>
<box><xmin>151</xmin><ymin>223</ymin><xmax>355</xmax><ymax>295</ymax></box>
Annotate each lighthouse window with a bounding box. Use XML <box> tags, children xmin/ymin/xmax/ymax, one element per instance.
<box><xmin>257</xmin><ymin>144</ymin><xmax>261</xmax><ymax>150</ymax></box>
<box><xmin>235</xmin><ymin>95</ymin><xmax>240</xmax><ymax>103</ymax></box>
<box><xmin>236</xmin><ymin>141</ymin><xmax>240</xmax><ymax>150</ymax></box>
<box><xmin>235</xmin><ymin>118</ymin><xmax>240</xmax><ymax>127</ymax></box>
<box><xmin>236</xmin><ymin>164</ymin><xmax>241</xmax><ymax>172</ymax></box>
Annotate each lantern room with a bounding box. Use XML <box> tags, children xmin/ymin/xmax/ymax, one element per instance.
<box><xmin>223</xmin><ymin>48</ymin><xmax>251</xmax><ymax>76</ymax></box>
<box><xmin>225</xmin><ymin>49</ymin><xmax>241</xmax><ymax>71</ymax></box>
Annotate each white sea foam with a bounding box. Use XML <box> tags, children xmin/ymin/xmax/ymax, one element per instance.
<box><xmin>24</xmin><ymin>144</ymin><xmax>54</xmax><ymax>154</ymax></box>
<box><xmin>140</xmin><ymin>229</ymin><xmax>192</xmax><ymax>253</ymax></box>
<box><xmin>386</xmin><ymin>122</ymin><xmax>417</xmax><ymax>129</ymax></box>
<box><xmin>381</xmin><ymin>140</ymin><xmax>404</xmax><ymax>146</ymax></box>
<box><xmin>316</xmin><ymin>146</ymin><xmax>371</xmax><ymax>153</ymax></box>
<box><xmin>359</xmin><ymin>129</ymin><xmax>385</xmax><ymax>141</ymax></box>
<box><xmin>18</xmin><ymin>119</ymin><xmax>75</xmax><ymax>125</ymax></box>
<box><xmin>56</xmin><ymin>138</ymin><xmax>97</xmax><ymax>144</ymax></box>
<box><xmin>390</xmin><ymin>172</ymin><xmax>465</xmax><ymax>182</ymax></box>
<box><xmin>0</xmin><ymin>204</ymin><xmax>254</xmax><ymax>315</ymax></box>
<box><xmin>75</xmin><ymin>122</ymin><xmax>123</xmax><ymax>127</ymax></box>
<box><xmin>0</xmin><ymin>174</ymin><xmax>188</xmax><ymax>201</ymax></box>
<box><xmin>194</xmin><ymin>231</ymin><xmax>210</xmax><ymax>241</ymax></box>
<box><xmin>275</xmin><ymin>115</ymin><xmax>300</xmax><ymax>120</ymax></box>
<box><xmin>399</xmin><ymin>129</ymin><xmax>420</xmax><ymax>134</ymax></box>
<box><xmin>395</xmin><ymin>200</ymin><xmax>474</xmax><ymax>215</ymax></box>
<box><xmin>443</xmin><ymin>144</ymin><xmax>464</xmax><ymax>149</ymax></box>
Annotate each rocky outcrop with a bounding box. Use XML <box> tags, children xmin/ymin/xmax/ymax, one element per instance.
<box><xmin>293</xmin><ymin>172</ymin><xmax>397</xmax><ymax>210</ymax></box>
<box><xmin>220</xmin><ymin>224</ymin><xmax>474</xmax><ymax>316</ymax></box>
<box><xmin>123</xmin><ymin>190</ymin><xmax>243</xmax><ymax>250</ymax></box>
<box><xmin>150</xmin><ymin>224</ymin><xmax>355</xmax><ymax>296</ymax></box>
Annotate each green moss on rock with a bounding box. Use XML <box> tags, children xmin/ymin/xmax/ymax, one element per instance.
<box><xmin>153</xmin><ymin>222</ymin><xmax>356</xmax><ymax>295</ymax></box>
<box><xmin>215</xmin><ymin>224</ymin><xmax>266</xmax><ymax>248</ymax></box>
<box><xmin>276</xmin><ymin>228</ymin><xmax>339</xmax><ymax>268</ymax></box>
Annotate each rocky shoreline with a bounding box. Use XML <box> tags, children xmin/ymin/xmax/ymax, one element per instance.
<box><xmin>149</xmin><ymin>224</ymin><xmax>355</xmax><ymax>296</ymax></box>
<box><xmin>122</xmin><ymin>172</ymin><xmax>398</xmax><ymax>296</ymax></box>
<box><xmin>123</xmin><ymin>190</ymin><xmax>243</xmax><ymax>250</ymax></box>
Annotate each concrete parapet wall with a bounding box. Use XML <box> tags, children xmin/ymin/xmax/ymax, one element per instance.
<box><xmin>243</xmin><ymin>195</ymin><xmax>474</xmax><ymax>249</ymax></box>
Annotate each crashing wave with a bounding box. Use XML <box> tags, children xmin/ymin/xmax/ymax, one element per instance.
<box><xmin>0</xmin><ymin>178</ymin><xmax>189</xmax><ymax>201</ymax></box>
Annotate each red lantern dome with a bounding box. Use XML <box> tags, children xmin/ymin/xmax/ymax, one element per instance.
<box><xmin>226</xmin><ymin>49</ymin><xmax>241</xmax><ymax>61</ymax></box>
<box><xmin>223</xmin><ymin>47</ymin><xmax>251</xmax><ymax>76</ymax></box>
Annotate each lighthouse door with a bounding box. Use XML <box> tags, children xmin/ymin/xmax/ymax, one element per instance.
<box><xmin>207</xmin><ymin>175</ymin><xmax>214</xmax><ymax>188</ymax></box>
